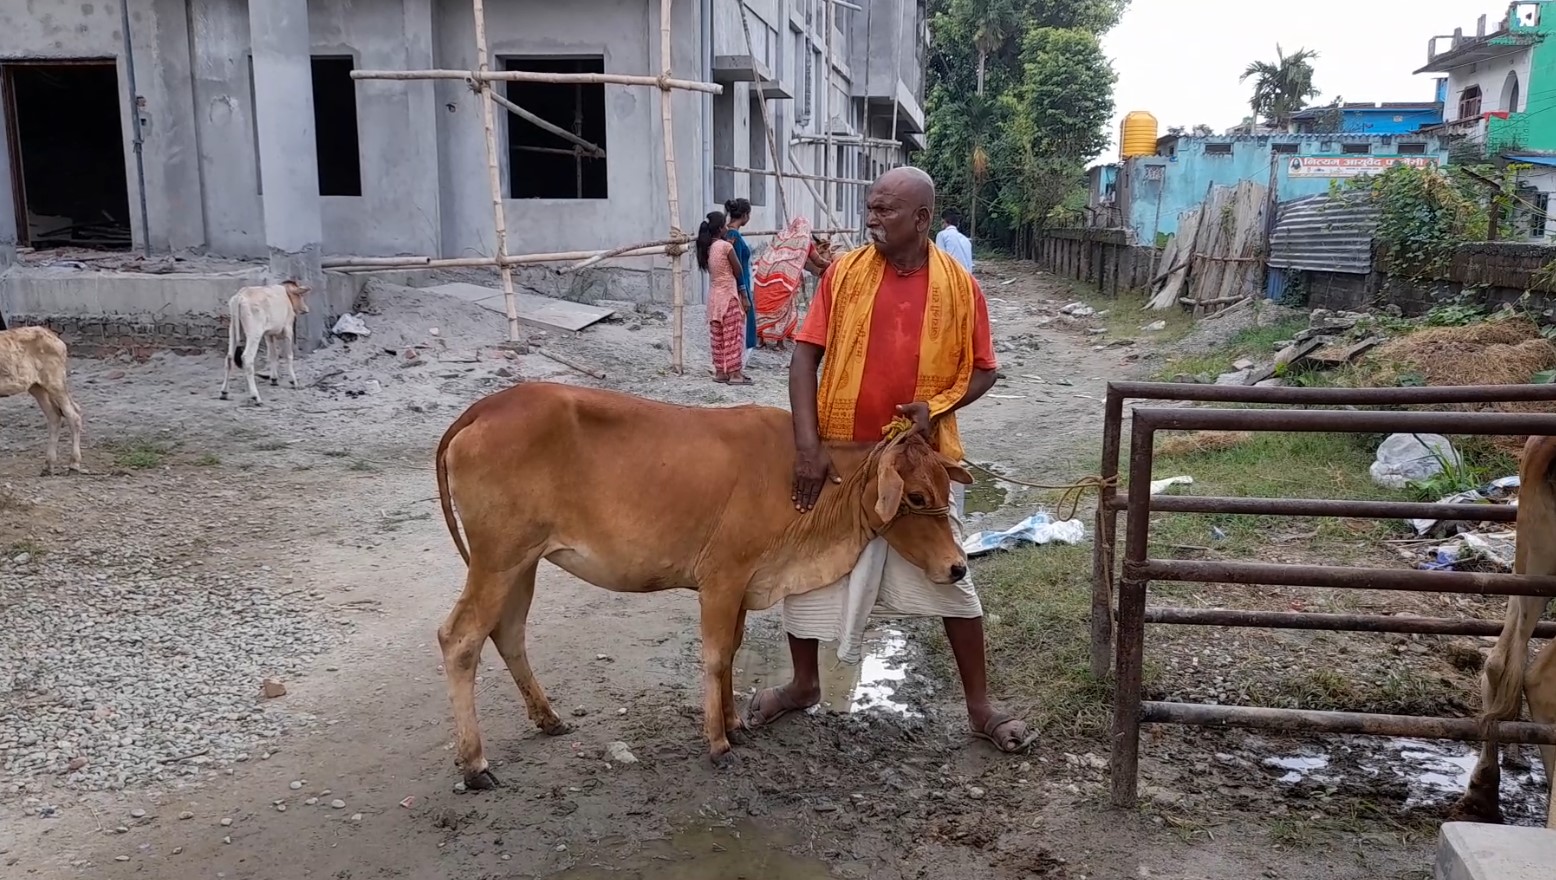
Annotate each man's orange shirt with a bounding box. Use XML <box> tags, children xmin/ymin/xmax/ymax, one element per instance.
<box><xmin>796</xmin><ymin>261</ymin><xmax>998</xmax><ymax>444</ymax></box>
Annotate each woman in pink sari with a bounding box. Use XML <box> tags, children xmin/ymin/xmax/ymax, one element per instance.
<box><xmin>695</xmin><ymin>210</ymin><xmax>753</xmax><ymax>385</ymax></box>
<box><xmin>753</xmin><ymin>216</ymin><xmax>833</xmax><ymax>350</ymax></box>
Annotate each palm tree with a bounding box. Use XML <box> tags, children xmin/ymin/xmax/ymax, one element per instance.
<box><xmin>1240</xmin><ymin>45</ymin><xmax>1321</xmax><ymax>129</ymax></box>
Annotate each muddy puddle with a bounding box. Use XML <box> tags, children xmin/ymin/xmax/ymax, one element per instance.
<box><xmin>1259</xmin><ymin>737</ymin><xmax>1550</xmax><ymax>821</ymax></box>
<box><xmin>554</xmin><ymin>820</ymin><xmax>833</xmax><ymax>879</ymax></box>
<box><xmin>963</xmin><ymin>479</ymin><xmax>1009</xmax><ymax>515</ymax></box>
<box><xmin>735</xmin><ymin>625</ymin><xmax>921</xmax><ymax>717</ymax></box>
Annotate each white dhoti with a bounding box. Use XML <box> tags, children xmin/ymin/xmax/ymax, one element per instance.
<box><xmin>781</xmin><ymin>483</ymin><xmax>981</xmax><ymax>663</ymax></box>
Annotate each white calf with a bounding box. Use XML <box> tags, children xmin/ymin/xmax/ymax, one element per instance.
<box><xmin>220</xmin><ymin>281</ymin><xmax>310</xmax><ymax>405</ymax></box>
<box><xmin>0</xmin><ymin>326</ymin><xmax>84</xmax><ymax>475</ymax></box>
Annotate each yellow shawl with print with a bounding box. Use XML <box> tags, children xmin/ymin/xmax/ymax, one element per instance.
<box><xmin>814</xmin><ymin>243</ymin><xmax>977</xmax><ymax>461</ymax></box>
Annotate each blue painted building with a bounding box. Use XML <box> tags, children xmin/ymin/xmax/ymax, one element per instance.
<box><xmin>1287</xmin><ymin>79</ymin><xmax>1447</xmax><ymax>135</ymax></box>
<box><xmin>1117</xmin><ymin>133</ymin><xmax>1451</xmax><ymax>243</ymax></box>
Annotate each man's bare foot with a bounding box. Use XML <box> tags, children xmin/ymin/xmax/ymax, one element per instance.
<box><xmin>968</xmin><ymin>705</ymin><xmax>1037</xmax><ymax>753</ymax></box>
<box><xmin>745</xmin><ymin>684</ymin><xmax>819</xmax><ymax>729</ymax></box>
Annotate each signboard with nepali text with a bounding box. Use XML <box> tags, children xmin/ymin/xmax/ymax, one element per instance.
<box><xmin>1286</xmin><ymin>155</ymin><xmax>1439</xmax><ymax>179</ymax></box>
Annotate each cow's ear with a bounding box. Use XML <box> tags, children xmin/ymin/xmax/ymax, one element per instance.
<box><xmin>936</xmin><ymin>451</ymin><xmax>974</xmax><ymax>485</ymax></box>
<box><xmin>874</xmin><ymin>452</ymin><xmax>905</xmax><ymax>522</ymax></box>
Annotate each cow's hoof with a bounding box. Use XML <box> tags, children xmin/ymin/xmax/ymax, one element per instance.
<box><xmin>39</xmin><ymin>465</ymin><xmax>55</xmax><ymax>477</ymax></box>
<box><xmin>270</xmin><ymin>379</ymin><xmax>279</xmax><ymax>387</ymax></box>
<box><xmin>1446</xmin><ymin>795</ymin><xmax>1504</xmax><ymax>825</ymax></box>
<box><xmin>709</xmin><ymin>748</ymin><xmax>740</xmax><ymax>771</ymax></box>
<box><xmin>726</xmin><ymin>726</ymin><xmax>751</xmax><ymax>746</ymax></box>
<box><xmin>219</xmin><ymin>391</ymin><xmax>228</xmax><ymax>400</ymax></box>
<box><xmin>539</xmin><ymin>719</ymin><xmax>573</xmax><ymax>737</ymax></box>
<box><xmin>464</xmin><ymin>769</ymin><xmax>501</xmax><ymax>791</ymax></box>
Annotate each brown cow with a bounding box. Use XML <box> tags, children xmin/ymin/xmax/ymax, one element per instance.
<box><xmin>1449</xmin><ymin>434</ymin><xmax>1556</xmax><ymax>828</ymax></box>
<box><xmin>434</xmin><ymin>381</ymin><xmax>970</xmax><ymax>787</ymax></box>
<box><xmin>0</xmin><ymin>326</ymin><xmax>84</xmax><ymax>475</ymax></box>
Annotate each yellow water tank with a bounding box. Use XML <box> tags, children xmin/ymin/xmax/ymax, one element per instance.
<box><xmin>1121</xmin><ymin>110</ymin><xmax>1158</xmax><ymax>159</ymax></box>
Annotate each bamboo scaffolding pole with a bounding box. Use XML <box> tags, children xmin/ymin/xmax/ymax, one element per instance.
<box><xmin>322</xmin><ymin>245</ymin><xmax>674</xmax><ymax>271</ymax></box>
<box><xmin>793</xmin><ymin>132</ymin><xmax>902</xmax><ymax>149</ymax></box>
<box><xmin>715</xmin><ymin>164</ymin><xmax>873</xmax><ymax>186</ymax></box>
<box><xmin>485</xmin><ymin>87</ymin><xmax>605</xmax><ymax>158</ymax></box>
<box><xmin>658</xmin><ymin>0</ymin><xmax>689</xmax><ymax>374</ymax></box>
<box><xmin>471</xmin><ymin>0</ymin><xmax>522</xmax><ymax>347</ymax></box>
<box><xmin>352</xmin><ymin>68</ymin><xmax>721</xmax><ymax>94</ymax></box>
<box><xmin>560</xmin><ymin>237</ymin><xmax>680</xmax><ymax>274</ymax></box>
<box><xmin>822</xmin><ymin>0</ymin><xmax>835</xmax><ymax>229</ymax></box>
<box><xmin>734</xmin><ymin>0</ymin><xmax>789</xmax><ymax>222</ymax></box>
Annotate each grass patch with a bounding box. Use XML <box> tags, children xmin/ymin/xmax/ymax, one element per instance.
<box><xmin>1138</xmin><ymin>429</ymin><xmax>1411</xmax><ymax>558</ymax></box>
<box><xmin>348</xmin><ymin>459</ymin><xmax>379</xmax><ymax>473</ymax></box>
<box><xmin>6</xmin><ymin>538</ymin><xmax>47</xmax><ymax>560</ymax></box>
<box><xmin>322</xmin><ymin>449</ymin><xmax>350</xmax><ymax>459</ymax></box>
<box><xmin>1153</xmin><ymin>315</ymin><xmax>1309</xmax><ymax>382</ymax></box>
<box><xmin>253</xmin><ymin>440</ymin><xmax>289</xmax><ymax>452</ymax></box>
<box><xmin>955</xmin><ymin>543</ymin><xmax>1125</xmax><ymax>739</ymax></box>
<box><xmin>195</xmin><ymin>453</ymin><xmax>221</xmax><ymax>467</ymax></box>
<box><xmin>1255</xmin><ymin>665</ymin><xmax>1455</xmax><ymax>717</ymax></box>
<box><xmin>108</xmin><ymin>438</ymin><xmax>174</xmax><ymax>470</ymax></box>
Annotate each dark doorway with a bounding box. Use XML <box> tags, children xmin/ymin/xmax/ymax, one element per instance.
<box><xmin>4</xmin><ymin>61</ymin><xmax>132</xmax><ymax>249</ymax></box>
<box><xmin>503</xmin><ymin>57</ymin><xmax>608</xmax><ymax>200</ymax></box>
<box><xmin>311</xmin><ymin>56</ymin><xmax>363</xmax><ymax>197</ymax></box>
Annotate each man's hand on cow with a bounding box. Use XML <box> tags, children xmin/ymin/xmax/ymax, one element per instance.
<box><xmin>792</xmin><ymin>443</ymin><xmax>840</xmax><ymax>512</ymax></box>
<box><xmin>895</xmin><ymin>401</ymin><xmax>933</xmax><ymax>438</ymax></box>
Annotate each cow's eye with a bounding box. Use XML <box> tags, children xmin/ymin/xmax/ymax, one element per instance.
<box><xmin>907</xmin><ymin>493</ymin><xmax>927</xmax><ymax>507</ymax></box>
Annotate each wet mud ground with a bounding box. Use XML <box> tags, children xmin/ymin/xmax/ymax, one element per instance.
<box><xmin>0</xmin><ymin>261</ymin><xmax>1545</xmax><ymax>880</ymax></box>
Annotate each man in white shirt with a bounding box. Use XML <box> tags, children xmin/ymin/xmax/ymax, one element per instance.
<box><xmin>935</xmin><ymin>208</ymin><xmax>974</xmax><ymax>271</ymax></box>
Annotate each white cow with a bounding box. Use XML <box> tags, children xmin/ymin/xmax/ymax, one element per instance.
<box><xmin>0</xmin><ymin>326</ymin><xmax>84</xmax><ymax>474</ymax></box>
<box><xmin>219</xmin><ymin>281</ymin><xmax>310</xmax><ymax>405</ymax></box>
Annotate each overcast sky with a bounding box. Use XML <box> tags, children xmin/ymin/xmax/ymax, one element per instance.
<box><xmin>1098</xmin><ymin>0</ymin><xmax>1505</xmax><ymax>156</ymax></box>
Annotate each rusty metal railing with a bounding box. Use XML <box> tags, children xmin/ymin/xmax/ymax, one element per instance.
<box><xmin>1092</xmin><ymin>383</ymin><xmax>1556</xmax><ymax>808</ymax></box>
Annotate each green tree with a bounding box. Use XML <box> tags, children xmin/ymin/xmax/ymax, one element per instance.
<box><xmin>918</xmin><ymin>0</ymin><xmax>1122</xmax><ymax>250</ymax></box>
<box><xmin>1240</xmin><ymin>45</ymin><xmax>1321</xmax><ymax>128</ymax></box>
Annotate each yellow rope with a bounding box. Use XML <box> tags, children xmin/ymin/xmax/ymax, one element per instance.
<box><xmin>880</xmin><ymin>415</ymin><xmax>1116</xmax><ymax>523</ymax></box>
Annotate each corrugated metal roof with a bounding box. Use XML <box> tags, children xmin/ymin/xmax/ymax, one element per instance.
<box><xmin>1507</xmin><ymin>154</ymin><xmax>1556</xmax><ymax>167</ymax></box>
<box><xmin>1266</xmin><ymin>192</ymin><xmax>1379</xmax><ymax>275</ymax></box>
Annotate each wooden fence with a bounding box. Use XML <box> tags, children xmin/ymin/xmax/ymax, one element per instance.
<box><xmin>1034</xmin><ymin>228</ymin><xmax>1159</xmax><ymax>297</ymax></box>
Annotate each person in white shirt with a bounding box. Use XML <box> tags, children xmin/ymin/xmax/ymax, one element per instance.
<box><xmin>935</xmin><ymin>208</ymin><xmax>974</xmax><ymax>271</ymax></box>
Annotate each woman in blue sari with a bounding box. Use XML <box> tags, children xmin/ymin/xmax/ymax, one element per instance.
<box><xmin>723</xmin><ymin>198</ymin><xmax>755</xmax><ymax>366</ymax></box>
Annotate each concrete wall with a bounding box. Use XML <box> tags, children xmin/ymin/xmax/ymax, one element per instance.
<box><xmin>0</xmin><ymin>0</ymin><xmax>206</xmax><ymax>253</ymax></box>
<box><xmin>1122</xmin><ymin>135</ymin><xmax>1450</xmax><ymax>242</ymax></box>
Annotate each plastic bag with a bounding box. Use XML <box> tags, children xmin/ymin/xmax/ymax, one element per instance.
<box><xmin>1369</xmin><ymin>433</ymin><xmax>1460</xmax><ymax>490</ymax></box>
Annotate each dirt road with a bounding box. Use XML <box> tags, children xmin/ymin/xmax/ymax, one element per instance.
<box><xmin>0</xmin><ymin>263</ymin><xmax>1445</xmax><ymax>879</ymax></box>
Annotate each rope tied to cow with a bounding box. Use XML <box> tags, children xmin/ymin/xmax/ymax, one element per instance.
<box><xmin>880</xmin><ymin>415</ymin><xmax>1116</xmax><ymax>524</ymax></box>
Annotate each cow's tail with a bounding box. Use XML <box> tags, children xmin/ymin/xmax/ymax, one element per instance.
<box><xmin>435</xmin><ymin>409</ymin><xmax>479</xmax><ymax>566</ymax></box>
<box><xmin>229</xmin><ymin>297</ymin><xmax>245</xmax><ymax>368</ymax></box>
<box><xmin>1479</xmin><ymin>435</ymin><xmax>1556</xmax><ymax>732</ymax></box>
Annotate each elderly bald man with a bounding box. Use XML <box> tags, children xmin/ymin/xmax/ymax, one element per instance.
<box><xmin>747</xmin><ymin>166</ymin><xmax>1035</xmax><ymax>754</ymax></box>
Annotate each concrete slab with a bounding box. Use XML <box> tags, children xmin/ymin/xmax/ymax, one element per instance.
<box><xmin>1435</xmin><ymin>822</ymin><xmax>1556</xmax><ymax>880</ymax></box>
<box><xmin>424</xmin><ymin>282</ymin><xmax>615</xmax><ymax>334</ymax></box>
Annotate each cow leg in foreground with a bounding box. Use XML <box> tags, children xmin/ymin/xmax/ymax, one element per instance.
<box><xmin>28</xmin><ymin>386</ymin><xmax>62</xmax><ymax>475</ymax></box>
<box><xmin>438</xmin><ymin>557</ymin><xmax>569</xmax><ymax>789</ymax></box>
<box><xmin>1451</xmin><ymin>595</ymin><xmax>1548</xmax><ymax>823</ymax></box>
<box><xmin>698</xmin><ymin>586</ymin><xmax>745</xmax><ymax>767</ymax></box>
<box><xmin>266</xmin><ymin>335</ymin><xmax>279</xmax><ymax>386</ymax></box>
<box><xmin>284</xmin><ymin>323</ymin><xmax>300</xmax><ymax>389</ymax></box>
<box><xmin>53</xmin><ymin>388</ymin><xmax>83</xmax><ymax>473</ymax></box>
<box><xmin>490</xmin><ymin>563</ymin><xmax>570</xmax><ymax>737</ymax></box>
<box><xmin>723</xmin><ymin>609</ymin><xmax>748</xmax><ymax>742</ymax></box>
<box><xmin>1525</xmin><ymin>635</ymin><xmax>1556</xmax><ymax>827</ymax></box>
<box><xmin>242</xmin><ymin>333</ymin><xmax>265</xmax><ymax>404</ymax></box>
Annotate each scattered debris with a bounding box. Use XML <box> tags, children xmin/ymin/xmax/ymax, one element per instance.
<box><xmin>261</xmin><ymin>678</ymin><xmax>288</xmax><ymax>699</ymax></box>
<box><xmin>605</xmin><ymin>742</ymin><xmax>639</xmax><ymax>765</ymax></box>
<box><xmin>1059</xmin><ymin>302</ymin><xmax>1096</xmax><ymax>318</ymax></box>
<box><xmin>962</xmin><ymin>511</ymin><xmax>1086</xmax><ymax>557</ymax></box>
<box><xmin>1149</xmin><ymin>475</ymin><xmax>1195</xmax><ymax>495</ymax></box>
<box><xmin>1370</xmin><ymin>433</ymin><xmax>1461</xmax><ymax>491</ymax></box>
<box><xmin>331</xmin><ymin>314</ymin><xmax>372</xmax><ymax>339</ymax></box>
